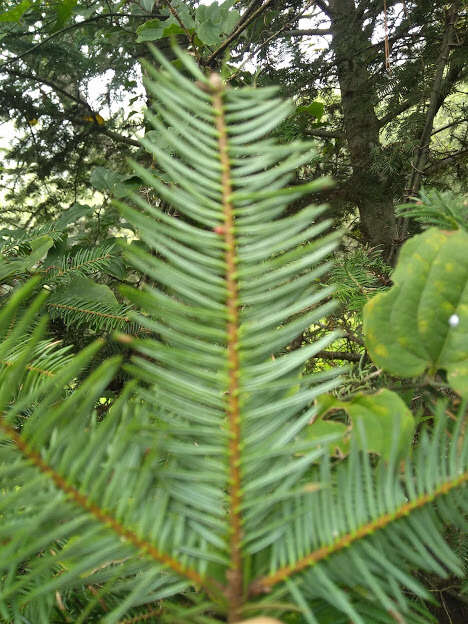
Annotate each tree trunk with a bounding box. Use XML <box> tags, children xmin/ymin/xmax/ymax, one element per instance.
<box><xmin>328</xmin><ymin>0</ymin><xmax>396</xmax><ymax>260</ymax></box>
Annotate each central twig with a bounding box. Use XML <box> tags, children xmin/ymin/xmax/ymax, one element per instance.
<box><xmin>211</xmin><ymin>73</ymin><xmax>243</xmax><ymax>623</ymax></box>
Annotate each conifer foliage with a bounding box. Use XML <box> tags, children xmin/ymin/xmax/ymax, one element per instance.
<box><xmin>0</xmin><ymin>48</ymin><xmax>466</xmax><ymax>624</ymax></box>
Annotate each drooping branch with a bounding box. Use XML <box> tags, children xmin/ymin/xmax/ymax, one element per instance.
<box><xmin>315</xmin><ymin>350</ymin><xmax>361</xmax><ymax>362</ymax></box>
<box><xmin>431</xmin><ymin>118</ymin><xmax>468</xmax><ymax>136</ymax></box>
<box><xmin>423</xmin><ymin>147</ymin><xmax>468</xmax><ymax>174</ymax></box>
<box><xmin>4</xmin><ymin>69</ymin><xmax>140</xmax><ymax>148</ymax></box>
<box><xmin>304</xmin><ymin>128</ymin><xmax>342</xmax><ymax>139</ymax></box>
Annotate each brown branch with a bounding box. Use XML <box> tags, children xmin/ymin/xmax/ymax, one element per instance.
<box><xmin>315</xmin><ymin>350</ymin><xmax>361</xmax><ymax>362</ymax></box>
<box><xmin>7</xmin><ymin>68</ymin><xmax>141</xmax><ymax>148</ymax></box>
<box><xmin>315</xmin><ymin>0</ymin><xmax>332</xmax><ymax>17</ymax></box>
<box><xmin>304</xmin><ymin>128</ymin><xmax>342</xmax><ymax>139</ymax></box>
<box><xmin>406</xmin><ymin>3</ymin><xmax>461</xmax><ymax>199</ymax></box>
<box><xmin>0</xmin><ymin>360</ymin><xmax>55</xmax><ymax>377</ymax></box>
<box><xmin>210</xmin><ymin>73</ymin><xmax>243</xmax><ymax>623</ymax></box>
<box><xmin>5</xmin><ymin>69</ymin><xmax>141</xmax><ymax>148</ymax></box>
<box><xmin>249</xmin><ymin>470</ymin><xmax>468</xmax><ymax>595</ymax></box>
<box><xmin>431</xmin><ymin>118</ymin><xmax>468</xmax><ymax>136</ymax></box>
<box><xmin>204</xmin><ymin>0</ymin><xmax>277</xmax><ymax>66</ymax></box>
<box><xmin>377</xmin><ymin>98</ymin><xmax>418</xmax><ymax>128</ymax></box>
<box><xmin>282</xmin><ymin>28</ymin><xmax>331</xmax><ymax>37</ymax></box>
<box><xmin>5</xmin><ymin>68</ymin><xmax>93</xmax><ymax>112</ymax></box>
<box><xmin>100</xmin><ymin>127</ymin><xmax>141</xmax><ymax>148</ymax></box>
<box><xmin>236</xmin><ymin>0</ymin><xmax>264</xmax><ymax>28</ymax></box>
<box><xmin>423</xmin><ymin>147</ymin><xmax>468</xmax><ymax>174</ymax></box>
<box><xmin>118</xmin><ymin>607</ymin><xmax>163</xmax><ymax>623</ymax></box>
<box><xmin>228</xmin><ymin>0</ymin><xmax>317</xmax><ymax>83</ymax></box>
<box><xmin>162</xmin><ymin>0</ymin><xmax>201</xmax><ymax>62</ymax></box>
<box><xmin>47</xmin><ymin>303</ymin><xmax>130</xmax><ymax>323</ymax></box>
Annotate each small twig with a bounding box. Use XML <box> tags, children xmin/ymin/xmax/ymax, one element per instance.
<box><xmin>162</xmin><ymin>0</ymin><xmax>201</xmax><ymax>62</ymax></box>
<box><xmin>118</xmin><ymin>606</ymin><xmax>163</xmax><ymax>624</ymax></box>
<box><xmin>88</xmin><ymin>585</ymin><xmax>109</xmax><ymax>612</ymax></box>
<box><xmin>315</xmin><ymin>350</ymin><xmax>362</xmax><ymax>362</ymax></box>
<box><xmin>204</xmin><ymin>0</ymin><xmax>277</xmax><ymax>66</ymax></box>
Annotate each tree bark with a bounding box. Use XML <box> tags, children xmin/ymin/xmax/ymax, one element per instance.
<box><xmin>328</xmin><ymin>0</ymin><xmax>396</xmax><ymax>260</ymax></box>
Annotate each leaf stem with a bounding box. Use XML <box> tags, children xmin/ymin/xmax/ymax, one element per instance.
<box><xmin>210</xmin><ymin>73</ymin><xmax>244</xmax><ymax>623</ymax></box>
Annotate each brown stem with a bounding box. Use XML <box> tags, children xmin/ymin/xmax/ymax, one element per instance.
<box><xmin>210</xmin><ymin>73</ymin><xmax>243</xmax><ymax>623</ymax></box>
<box><xmin>162</xmin><ymin>0</ymin><xmax>201</xmax><ymax>62</ymax></box>
<box><xmin>47</xmin><ymin>303</ymin><xmax>130</xmax><ymax>323</ymax></box>
<box><xmin>204</xmin><ymin>0</ymin><xmax>276</xmax><ymax>67</ymax></box>
<box><xmin>315</xmin><ymin>350</ymin><xmax>361</xmax><ymax>362</ymax></box>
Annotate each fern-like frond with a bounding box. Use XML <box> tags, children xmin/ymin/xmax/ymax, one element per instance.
<box><xmin>1</xmin><ymin>50</ymin><xmax>467</xmax><ymax>624</ymax></box>
<box><xmin>0</xmin><ymin>284</ymin><xmax>205</xmax><ymax>623</ymax></box>
<box><xmin>47</xmin><ymin>294</ymin><xmax>139</xmax><ymax>333</ymax></box>
<box><xmin>0</xmin><ymin>224</ymin><xmax>63</xmax><ymax>256</ymax></box>
<box><xmin>113</xmin><ymin>46</ymin><xmax>342</xmax><ymax>621</ymax></box>
<box><xmin>397</xmin><ymin>187</ymin><xmax>468</xmax><ymax>231</ymax></box>
<box><xmin>40</xmin><ymin>244</ymin><xmax>119</xmax><ymax>283</ymax></box>
<box><xmin>248</xmin><ymin>407</ymin><xmax>467</xmax><ymax>622</ymax></box>
<box><xmin>0</xmin><ymin>337</ymin><xmax>74</xmax><ymax>399</ymax></box>
<box><xmin>331</xmin><ymin>246</ymin><xmax>391</xmax><ymax>311</ymax></box>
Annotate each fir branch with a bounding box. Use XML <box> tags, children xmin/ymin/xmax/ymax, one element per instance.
<box><xmin>0</xmin><ymin>359</ymin><xmax>55</xmax><ymax>377</ymax></box>
<box><xmin>0</xmin><ymin>416</ymin><xmax>216</xmax><ymax>595</ymax></box>
<box><xmin>41</xmin><ymin>250</ymin><xmax>114</xmax><ymax>279</ymax></box>
<box><xmin>249</xmin><ymin>471</ymin><xmax>468</xmax><ymax>595</ymax></box>
<box><xmin>47</xmin><ymin>302</ymin><xmax>130</xmax><ymax>323</ymax></box>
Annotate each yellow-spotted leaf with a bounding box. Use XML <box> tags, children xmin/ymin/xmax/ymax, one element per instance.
<box><xmin>363</xmin><ymin>227</ymin><xmax>468</xmax><ymax>397</ymax></box>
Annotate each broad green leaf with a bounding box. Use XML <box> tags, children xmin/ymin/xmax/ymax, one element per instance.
<box><xmin>28</xmin><ymin>235</ymin><xmax>54</xmax><ymax>267</ymax></box>
<box><xmin>364</xmin><ymin>227</ymin><xmax>468</xmax><ymax>397</ymax></box>
<box><xmin>62</xmin><ymin>275</ymin><xmax>119</xmax><ymax>307</ymax></box>
<box><xmin>90</xmin><ymin>166</ymin><xmax>121</xmax><ymax>192</ymax></box>
<box><xmin>315</xmin><ymin>389</ymin><xmax>415</xmax><ymax>459</ymax></box>
<box><xmin>53</xmin><ymin>0</ymin><xmax>77</xmax><ymax>30</ymax></box>
<box><xmin>90</xmin><ymin>166</ymin><xmax>141</xmax><ymax>198</ymax></box>
<box><xmin>136</xmin><ymin>1</ymin><xmax>194</xmax><ymax>42</ymax></box>
<box><xmin>195</xmin><ymin>2</ymin><xmax>240</xmax><ymax>46</ymax></box>
<box><xmin>136</xmin><ymin>18</ymin><xmax>168</xmax><ymax>42</ymax></box>
<box><xmin>307</xmin><ymin>418</ymin><xmax>348</xmax><ymax>456</ymax></box>
<box><xmin>0</xmin><ymin>235</ymin><xmax>53</xmax><ymax>280</ymax></box>
<box><xmin>55</xmin><ymin>203</ymin><xmax>93</xmax><ymax>229</ymax></box>
<box><xmin>297</xmin><ymin>101</ymin><xmax>325</xmax><ymax>121</ymax></box>
<box><xmin>159</xmin><ymin>22</ymin><xmax>186</xmax><ymax>37</ymax></box>
<box><xmin>0</xmin><ymin>0</ymin><xmax>31</xmax><ymax>22</ymax></box>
